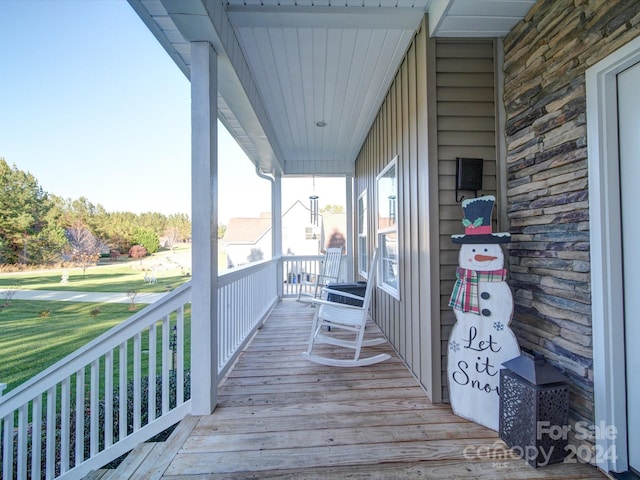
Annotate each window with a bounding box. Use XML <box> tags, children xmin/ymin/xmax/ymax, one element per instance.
<box><xmin>357</xmin><ymin>190</ymin><xmax>368</xmax><ymax>277</ymax></box>
<box><xmin>304</xmin><ymin>226</ymin><xmax>317</xmax><ymax>240</ymax></box>
<box><xmin>376</xmin><ymin>157</ymin><xmax>399</xmax><ymax>299</ymax></box>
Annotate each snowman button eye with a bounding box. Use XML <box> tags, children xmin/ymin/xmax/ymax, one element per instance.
<box><xmin>484</xmin><ymin>248</ymin><xmax>488</xmax><ymax>252</ymax></box>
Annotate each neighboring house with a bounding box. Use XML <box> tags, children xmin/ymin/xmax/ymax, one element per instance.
<box><xmin>221</xmin><ymin>212</ymin><xmax>271</xmax><ymax>268</ymax></box>
<box><xmin>223</xmin><ymin>201</ymin><xmax>343</xmax><ymax>268</ymax></box>
<box><xmin>281</xmin><ymin>200</ymin><xmax>324</xmax><ymax>256</ymax></box>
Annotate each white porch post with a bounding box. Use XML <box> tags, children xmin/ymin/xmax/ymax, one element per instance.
<box><xmin>273</xmin><ymin>173</ymin><xmax>283</xmax><ymax>298</ymax></box>
<box><xmin>190</xmin><ymin>41</ymin><xmax>219</xmax><ymax>415</ymax></box>
<box><xmin>345</xmin><ymin>175</ymin><xmax>354</xmax><ymax>281</ymax></box>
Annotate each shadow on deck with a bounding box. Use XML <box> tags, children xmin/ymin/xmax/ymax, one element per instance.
<box><xmin>90</xmin><ymin>300</ymin><xmax>607</xmax><ymax>479</ymax></box>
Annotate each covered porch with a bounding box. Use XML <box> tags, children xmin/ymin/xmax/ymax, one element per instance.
<box><xmin>88</xmin><ymin>300</ymin><xmax>604</xmax><ymax>479</ymax></box>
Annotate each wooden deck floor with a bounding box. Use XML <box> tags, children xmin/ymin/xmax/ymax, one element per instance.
<box><xmin>95</xmin><ymin>300</ymin><xmax>608</xmax><ymax>479</ymax></box>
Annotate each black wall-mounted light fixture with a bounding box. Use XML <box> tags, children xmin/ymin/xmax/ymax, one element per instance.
<box><xmin>455</xmin><ymin>157</ymin><xmax>483</xmax><ymax>203</ymax></box>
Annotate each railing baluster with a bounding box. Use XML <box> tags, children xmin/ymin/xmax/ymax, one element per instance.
<box><xmin>75</xmin><ymin>367</ymin><xmax>85</xmax><ymax>467</ymax></box>
<box><xmin>148</xmin><ymin>322</ymin><xmax>157</xmax><ymax>423</ymax></box>
<box><xmin>104</xmin><ymin>350</ymin><xmax>113</xmax><ymax>448</ymax></box>
<box><xmin>133</xmin><ymin>333</ymin><xmax>142</xmax><ymax>431</ymax></box>
<box><xmin>45</xmin><ymin>385</ymin><xmax>56</xmax><ymax>480</ymax></box>
<box><xmin>90</xmin><ymin>359</ymin><xmax>100</xmax><ymax>457</ymax></box>
<box><xmin>60</xmin><ymin>377</ymin><xmax>70</xmax><ymax>473</ymax></box>
<box><xmin>17</xmin><ymin>403</ymin><xmax>27</xmax><ymax>479</ymax></box>
<box><xmin>32</xmin><ymin>394</ymin><xmax>42</xmax><ymax>479</ymax></box>
<box><xmin>222</xmin><ymin>288</ymin><xmax>228</xmax><ymax>365</ymax></box>
<box><xmin>118</xmin><ymin>341</ymin><xmax>127</xmax><ymax>442</ymax></box>
<box><xmin>2</xmin><ymin>411</ymin><xmax>13</xmax><ymax>480</ymax></box>
<box><xmin>177</xmin><ymin>305</ymin><xmax>185</xmax><ymax>405</ymax></box>
<box><xmin>162</xmin><ymin>315</ymin><xmax>170</xmax><ymax>414</ymax></box>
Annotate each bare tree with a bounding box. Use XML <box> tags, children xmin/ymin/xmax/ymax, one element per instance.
<box><xmin>67</xmin><ymin>222</ymin><xmax>102</xmax><ymax>276</ymax></box>
<box><xmin>127</xmin><ymin>290</ymin><xmax>138</xmax><ymax>310</ymax></box>
<box><xmin>1</xmin><ymin>283</ymin><xmax>19</xmax><ymax>307</ymax></box>
<box><xmin>163</xmin><ymin>227</ymin><xmax>180</xmax><ymax>249</ymax></box>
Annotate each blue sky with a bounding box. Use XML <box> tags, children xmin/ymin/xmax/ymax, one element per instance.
<box><xmin>0</xmin><ymin>0</ymin><xmax>342</xmax><ymax>223</ymax></box>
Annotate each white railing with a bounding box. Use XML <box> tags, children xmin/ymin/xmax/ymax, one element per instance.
<box><xmin>0</xmin><ymin>283</ymin><xmax>192</xmax><ymax>480</ymax></box>
<box><xmin>0</xmin><ymin>259</ymin><xmax>280</xmax><ymax>480</ymax></box>
<box><xmin>217</xmin><ymin>259</ymin><xmax>279</xmax><ymax>379</ymax></box>
<box><xmin>281</xmin><ymin>255</ymin><xmax>348</xmax><ymax>298</ymax></box>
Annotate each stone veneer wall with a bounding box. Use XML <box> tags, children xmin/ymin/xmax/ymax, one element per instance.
<box><xmin>503</xmin><ymin>0</ymin><xmax>640</xmax><ymax>456</ymax></box>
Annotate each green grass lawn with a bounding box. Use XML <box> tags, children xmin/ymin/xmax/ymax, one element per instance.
<box><xmin>0</xmin><ymin>300</ymin><xmax>140</xmax><ymax>390</ymax></box>
<box><xmin>0</xmin><ymin>299</ymin><xmax>192</xmax><ymax>392</ymax></box>
<box><xmin>0</xmin><ymin>267</ymin><xmax>189</xmax><ymax>293</ymax></box>
<box><xmin>0</xmin><ymin>247</ymin><xmax>192</xmax><ymax>292</ymax></box>
<box><xmin>0</xmin><ymin>246</ymin><xmax>195</xmax><ymax>393</ymax></box>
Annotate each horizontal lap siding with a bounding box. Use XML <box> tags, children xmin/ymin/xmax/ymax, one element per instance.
<box><xmin>436</xmin><ymin>40</ymin><xmax>498</xmax><ymax>401</ymax></box>
<box><xmin>355</xmin><ymin>19</ymin><xmax>438</xmax><ymax>399</ymax></box>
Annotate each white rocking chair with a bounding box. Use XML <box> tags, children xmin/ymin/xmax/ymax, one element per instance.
<box><xmin>302</xmin><ymin>248</ymin><xmax>391</xmax><ymax>367</ymax></box>
<box><xmin>297</xmin><ymin>247</ymin><xmax>342</xmax><ymax>302</ymax></box>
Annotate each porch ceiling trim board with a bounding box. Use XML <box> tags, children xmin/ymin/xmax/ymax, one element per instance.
<box><xmin>429</xmin><ymin>0</ymin><xmax>536</xmax><ymax>38</ymax></box>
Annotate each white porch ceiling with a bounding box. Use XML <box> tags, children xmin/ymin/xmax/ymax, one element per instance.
<box><xmin>129</xmin><ymin>0</ymin><xmax>535</xmax><ymax>176</ymax></box>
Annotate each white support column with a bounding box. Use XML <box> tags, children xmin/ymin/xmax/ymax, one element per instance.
<box><xmin>190</xmin><ymin>41</ymin><xmax>219</xmax><ymax>415</ymax></box>
<box><xmin>345</xmin><ymin>175</ymin><xmax>354</xmax><ymax>281</ymax></box>
<box><xmin>273</xmin><ymin>173</ymin><xmax>283</xmax><ymax>298</ymax></box>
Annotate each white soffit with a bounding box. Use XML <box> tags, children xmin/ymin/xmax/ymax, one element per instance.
<box><xmin>225</xmin><ymin>2</ymin><xmax>426</xmax><ymax>175</ymax></box>
<box><xmin>429</xmin><ymin>0</ymin><xmax>535</xmax><ymax>37</ymax></box>
<box><xmin>130</xmin><ymin>0</ymin><xmax>535</xmax><ymax>176</ymax></box>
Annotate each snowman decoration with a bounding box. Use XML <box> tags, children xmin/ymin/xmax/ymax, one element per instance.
<box><xmin>447</xmin><ymin>195</ymin><xmax>520</xmax><ymax>431</ymax></box>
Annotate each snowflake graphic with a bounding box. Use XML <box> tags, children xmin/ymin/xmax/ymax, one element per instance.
<box><xmin>449</xmin><ymin>340</ymin><xmax>460</xmax><ymax>352</ymax></box>
<box><xmin>493</xmin><ymin>321</ymin><xmax>504</xmax><ymax>331</ymax></box>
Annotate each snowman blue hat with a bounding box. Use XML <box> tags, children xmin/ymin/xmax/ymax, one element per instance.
<box><xmin>451</xmin><ymin>195</ymin><xmax>511</xmax><ymax>244</ymax></box>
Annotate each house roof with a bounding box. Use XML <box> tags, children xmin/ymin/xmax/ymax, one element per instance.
<box><xmin>222</xmin><ymin>215</ymin><xmax>271</xmax><ymax>244</ymax></box>
<box><xmin>128</xmin><ymin>0</ymin><xmax>535</xmax><ymax>177</ymax></box>
<box><xmin>223</xmin><ymin>200</ymin><xmax>325</xmax><ymax>245</ymax></box>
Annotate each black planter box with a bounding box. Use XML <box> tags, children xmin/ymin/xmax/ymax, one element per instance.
<box><xmin>325</xmin><ymin>282</ymin><xmax>367</xmax><ymax>306</ymax></box>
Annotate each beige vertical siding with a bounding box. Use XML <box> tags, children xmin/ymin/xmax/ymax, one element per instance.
<box><xmin>436</xmin><ymin>39</ymin><xmax>497</xmax><ymax>401</ymax></box>
<box><xmin>355</xmin><ymin>19</ymin><xmax>441</xmax><ymax>400</ymax></box>
<box><xmin>354</xmin><ymin>21</ymin><xmax>498</xmax><ymax>402</ymax></box>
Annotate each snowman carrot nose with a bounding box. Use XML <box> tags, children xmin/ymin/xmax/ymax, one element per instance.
<box><xmin>474</xmin><ymin>254</ymin><xmax>498</xmax><ymax>262</ymax></box>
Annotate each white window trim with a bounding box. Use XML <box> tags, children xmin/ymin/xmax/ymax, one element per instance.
<box><xmin>376</xmin><ymin>156</ymin><xmax>399</xmax><ymax>300</ymax></box>
<box><xmin>357</xmin><ymin>189</ymin><xmax>368</xmax><ymax>279</ymax></box>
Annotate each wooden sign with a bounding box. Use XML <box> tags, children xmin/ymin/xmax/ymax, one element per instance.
<box><xmin>448</xmin><ymin>196</ymin><xmax>520</xmax><ymax>431</ymax></box>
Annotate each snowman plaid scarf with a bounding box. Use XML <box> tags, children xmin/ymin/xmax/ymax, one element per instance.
<box><xmin>448</xmin><ymin>267</ymin><xmax>508</xmax><ymax>314</ymax></box>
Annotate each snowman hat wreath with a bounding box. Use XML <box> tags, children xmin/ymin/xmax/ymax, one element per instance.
<box><xmin>449</xmin><ymin>195</ymin><xmax>510</xmax><ymax>315</ymax></box>
<box><xmin>451</xmin><ymin>195</ymin><xmax>510</xmax><ymax>244</ymax></box>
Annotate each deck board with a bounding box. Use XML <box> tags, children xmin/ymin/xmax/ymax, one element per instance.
<box><xmin>125</xmin><ymin>300</ymin><xmax>607</xmax><ymax>479</ymax></box>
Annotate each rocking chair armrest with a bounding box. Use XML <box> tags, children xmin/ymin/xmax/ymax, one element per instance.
<box><xmin>320</xmin><ymin>287</ymin><xmax>365</xmax><ymax>303</ymax></box>
<box><xmin>309</xmin><ymin>297</ymin><xmax>364</xmax><ymax>311</ymax></box>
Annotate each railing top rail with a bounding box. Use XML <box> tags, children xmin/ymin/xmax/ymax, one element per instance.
<box><xmin>218</xmin><ymin>257</ymin><xmax>277</xmax><ymax>286</ymax></box>
<box><xmin>0</xmin><ymin>281</ymin><xmax>192</xmax><ymax>413</ymax></box>
<box><xmin>282</xmin><ymin>254</ymin><xmax>339</xmax><ymax>261</ymax></box>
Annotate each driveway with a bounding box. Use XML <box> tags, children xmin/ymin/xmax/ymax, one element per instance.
<box><xmin>3</xmin><ymin>289</ymin><xmax>168</xmax><ymax>304</ymax></box>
